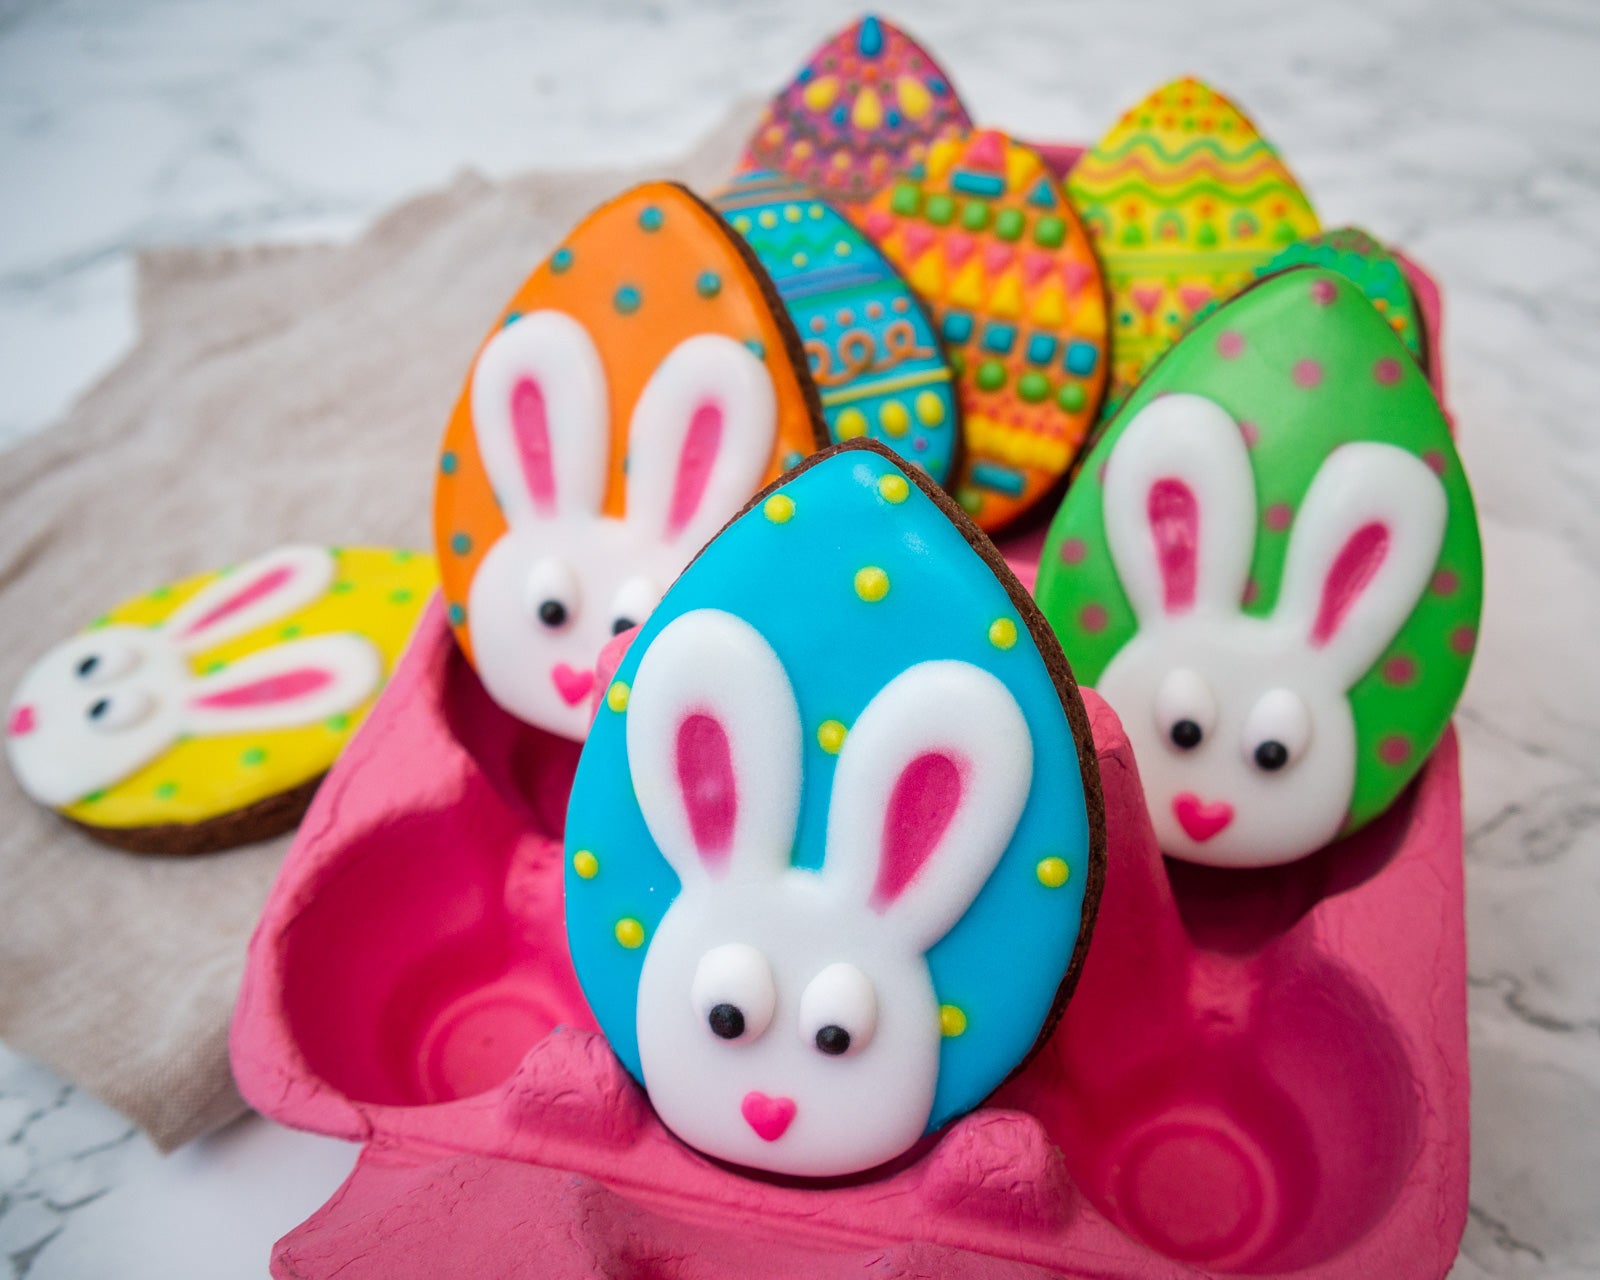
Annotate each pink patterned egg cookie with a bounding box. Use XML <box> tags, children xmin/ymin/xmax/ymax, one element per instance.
<box><xmin>565</xmin><ymin>441</ymin><xmax>1104</xmax><ymax>1178</ymax></box>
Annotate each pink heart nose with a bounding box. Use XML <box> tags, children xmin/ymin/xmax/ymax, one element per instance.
<box><xmin>1173</xmin><ymin>792</ymin><xmax>1234</xmax><ymax>843</ymax></box>
<box><xmin>550</xmin><ymin>664</ymin><xmax>595</xmax><ymax>707</ymax></box>
<box><xmin>740</xmin><ymin>1091</ymin><xmax>797</xmax><ymax>1142</ymax></box>
<box><xmin>7</xmin><ymin>705</ymin><xmax>36</xmax><ymax>737</ymax></box>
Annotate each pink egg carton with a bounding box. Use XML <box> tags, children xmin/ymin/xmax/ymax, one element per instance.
<box><xmin>230</xmin><ymin>159</ymin><xmax>1465</xmax><ymax>1278</ymax></box>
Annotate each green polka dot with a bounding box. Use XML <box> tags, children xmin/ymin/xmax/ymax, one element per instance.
<box><xmin>890</xmin><ymin>183</ymin><xmax>921</xmax><ymax>216</ymax></box>
<box><xmin>696</xmin><ymin>271</ymin><xmax>721</xmax><ymax>298</ymax></box>
<box><xmin>638</xmin><ymin>205</ymin><xmax>663</xmax><ymax>231</ymax></box>
<box><xmin>82</xmin><ymin>790</ymin><xmax>107</xmax><ymax>805</ymax></box>
<box><xmin>278</xmin><ymin>624</ymin><xmax>303</xmax><ymax>639</ymax></box>
<box><xmin>202</xmin><ymin>659</ymin><xmax>228</xmax><ymax>674</ymax></box>
<box><xmin>390</xmin><ymin>588</ymin><xmax>414</xmax><ymax>605</ymax></box>
<box><xmin>331</xmin><ymin>580</ymin><xmax>355</xmax><ymax>594</ymax></box>
<box><xmin>450</xmin><ymin>532</ymin><xmax>472</xmax><ymax>556</ymax></box>
<box><xmin>994</xmin><ymin>209</ymin><xmax>1025</xmax><ymax>241</ymax></box>
<box><xmin>960</xmin><ymin>200</ymin><xmax>989</xmax><ymax>231</ymax></box>
<box><xmin>91</xmin><ymin>614</ymin><xmax>112</xmax><ymax>628</ymax></box>
<box><xmin>924</xmin><ymin>194</ymin><xmax>955</xmax><ymax>225</ymax></box>
<box><xmin>325</xmin><ymin>713</ymin><xmax>351</xmax><ymax>732</ymax></box>
<box><xmin>1056</xmin><ymin>383</ymin><xmax>1086</xmax><ymax>412</ymax></box>
<box><xmin>551</xmin><ymin>247</ymin><xmax>573</xmax><ymax>272</ymax></box>
<box><xmin>448</xmin><ymin>603</ymin><xmax>466</xmax><ymax>626</ymax></box>
<box><xmin>1033</xmin><ymin>216</ymin><xmax>1066</xmax><ymax>248</ymax></box>
<box><xmin>392</xmin><ymin>548</ymin><xmax>415</xmax><ymax>562</ymax></box>
<box><xmin>148</xmin><ymin>585</ymin><xmax>172</xmax><ymax>601</ymax></box>
<box><xmin>614</xmin><ymin>285</ymin><xmax>641</xmax><ymax>314</ymax></box>
<box><xmin>241</xmin><ymin>747</ymin><xmax>268</xmax><ymax>767</ymax></box>
<box><xmin>154</xmin><ymin>781</ymin><xmax>179</xmax><ymax>800</ymax></box>
<box><xmin>1018</xmin><ymin>372</ymin><xmax>1050</xmax><ymax>403</ymax></box>
<box><xmin>439</xmin><ymin>452</ymin><xmax>458</xmax><ymax>475</ymax></box>
<box><xmin>976</xmin><ymin>360</ymin><xmax>1007</xmax><ymax>392</ymax></box>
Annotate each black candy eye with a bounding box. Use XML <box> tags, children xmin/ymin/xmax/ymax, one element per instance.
<box><xmin>611</xmin><ymin>616</ymin><xmax>636</xmax><ymax>636</ymax></box>
<box><xmin>537</xmin><ymin>599</ymin><xmax>568</xmax><ymax>628</ymax></box>
<box><xmin>1170</xmin><ymin>719</ymin><xmax>1203</xmax><ymax>750</ymax></box>
<box><xmin>87</xmin><ymin>698</ymin><xmax>110</xmax><ymax>721</ymax></box>
<box><xmin>815</xmin><ymin>1025</ymin><xmax>851</xmax><ymax>1056</ymax></box>
<box><xmin>1254</xmin><ymin>740</ymin><xmax>1290</xmax><ymax>772</ymax></box>
<box><xmin>77</xmin><ymin>655</ymin><xmax>100</xmax><ymax>678</ymax></box>
<box><xmin>708</xmin><ymin>1003</ymin><xmax>745</xmax><ymax>1040</ymax></box>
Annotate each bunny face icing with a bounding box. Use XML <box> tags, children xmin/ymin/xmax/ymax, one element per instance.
<box><xmin>434</xmin><ymin>183</ymin><xmax>827</xmax><ymax>743</ymax></box>
<box><xmin>1038</xmin><ymin>268</ymin><xmax>1483</xmax><ymax>867</ymax></box>
<box><xmin>566</xmin><ymin>443</ymin><xmax>1103</xmax><ymax>1178</ymax></box>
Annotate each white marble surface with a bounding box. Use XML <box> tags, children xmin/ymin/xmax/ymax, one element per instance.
<box><xmin>2</xmin><ymin>0</ymin><xmax>1597</xmax><ymax>1276</ymax></box>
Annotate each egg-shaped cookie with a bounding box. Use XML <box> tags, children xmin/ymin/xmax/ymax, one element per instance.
<box><xmin>1036</xmin><ymin>268</ymin><xmax>1481</xmax><ymax>869</ymax></box>
<box><xmin>4</xmin><ymin>545</ymin><xmax>434</xmax><ymax>854</ymax></box>
<box><xmin>1069</xmin><ymin>77</ymin><xmax>1320</xmax><ymax>401</ymax></box>
<box><xmin>715</xmin><ymin>170</ymin><xmax>960</xmax><ymax>484</ymax></box>
<box><xmin>566</xmin><ymin>441</ymin><xmax>1104</xmax><ymax>1178</ymax></box>
<box><xmin>860</xmin><ymin>129</ymin><xmax>1109</xmax><ymax>533</ymax></box>
<box><xmin>433</xmin><ymin>182</ymin><xmax>828</xmax><ymax>743</ymax></box>
<box><xmin>737</xmin><ymin>15</ymin><xmax>972</xmax><ymax>207</ymax></box>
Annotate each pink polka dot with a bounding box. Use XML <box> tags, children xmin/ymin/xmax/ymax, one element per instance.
<box><xmin>1432</xmin><ymin>568</ymin><xmax>1459</xmax><ymax>596</ymax></box>
<box><xmin>1450</xmin><ymin>625</ymin><xmax>1477</xmax><ymax>655</ymax></box>
<box><xmin>1217</xmin><ymin>330</ymin><xmax>1245</xmax><ymax>358</ymax></box>
<box><xmin>1383</xmin><ymin>656</ymin><xmax>1417</xmax><ymax>685</ymax></box>
<box><xmin>1241</xmin><ymin>578</ymin><xmax>1260</xmax><ymax>606</ymax></box>
<box><xmin>1081</xmin><ymin>603</ymin><xmax>1108</xmax><ymax>633</ymax></box>
<box><xmin>1239</xmin><ymin>420</ymin><xmax>1260</xmax><ymax>446</ymax></box>
<box><xmin>1059</xmin><ymin>537</ymin><xmax>1087</xmax><ymax>565</ymax></box>
<box><xmin>1264</xmin><ymin>502</ymin><xmax>1293</xmax><ymax>531</ymax></box>
<box><xmin>1374</xmin><ymin>357</ymin><xmax>1403</xmax><ymax>385</ymax></box>
<box><xmin>1423</xmin><ymin>450</ymin><xmax>1447</xmax><ymax>476</ymax></box>
<box><xmin>1378</xmin><ymin>735</ymin><xmax>1412</xmax><ymax>766</ymax></box>
<box><xmin>1292</xmin><ymin>358</ymin><xmax>1323</xmax><ymax>389</ymax></box>
<box><xmin>1310</xmin><ymin>278</ymin><xmax>1338</xmax><ymax>305</ymax></box>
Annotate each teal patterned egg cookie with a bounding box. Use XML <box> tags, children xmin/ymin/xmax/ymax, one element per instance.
<box><xmin>565</xmin><ymin>440</ymin><xmax>1102</xmax><ymax>1178</ymax></box>
<box><xmin>1257</xmin><ymin>227</ymin><xmax>1426</xmax><ymax>366</ymax></box>
<box><xmin>1037</xmin><ymin>267</ymin><xmax>1481</xmax><ymax>869</ymax></box>
<box><xmin>716</xmin><ymin>171</ymin><xmax>960</xmax><ymax>484</ymax></box>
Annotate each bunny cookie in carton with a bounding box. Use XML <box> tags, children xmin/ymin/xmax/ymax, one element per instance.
<box><xmin>564</xmin><ymin>440</ymin><xmax>1104</xmax><ymax>1178</ymax></box>
<box><xmin>1036</xmin><ymin>267</ymin><xmax>1482</xmax><ymax>867</ymax></box>
<box><xmin>432</xmin><ymin>183</ymin><xmax>827</xmax><ymax>743</ymax></box>
<box><xmin>5</xmin><ymin>545</ymin><xmax>434</xmax><ymax>854</ymax></box>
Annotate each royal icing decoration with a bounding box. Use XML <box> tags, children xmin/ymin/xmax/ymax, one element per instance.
<box><xmin>715</xmin><ymin>171</ymin><xmax>960</xmax><ymax>484</ymax></box>
<box><xmin>737</xmin><ymin>15</ymin><xmax>972</xmax><ymax>207</ymax></box>
<box><xmin>1256</xmin><ymin>227</ymin><xmax>1427</xmax><ymax>366</ymax></box>
<box><xmin>1068</xmin><ymin>77</ymin><xmax>1321</xmax><ymax>401</ymax></box>
<box><xmin>565</xmin><ymin>442</ymin><xmax>1101</xmax><ymax>1177</ymax></box>
<box><xmin>859</xmin><ymin>129</ymin><xmax>1109</xmax><ymax>532</ymax></box>
<box><xmin>4</xmin><ymin>546</ymin><xmax>432</xmax><ymax>831</ymax></box>
<box><xmin>1036</xmin><ymin>268</ymin><xmax>1482</xmax><ymax>867</ymax></box>
<box><xmin>433</xmin><ymin>182</ymin><xmax>827</xmax><ymax>743</ymax></box>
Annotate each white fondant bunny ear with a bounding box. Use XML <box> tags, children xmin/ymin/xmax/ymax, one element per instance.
<box><xmin>624</xmin><ymin>335</ymin><xmax>778</xmax><ymax>552</ymax></box>
<box><xmin>1102</xmin><ymin>394</ymin><xmax>1257</xmax><ymax>623</ymax></box>
<box><xmin>164</xmin><ymin>546</ymin><xmax>336</xmax><ymax>655</ymax></box>
<box><xmin>470</xmin><ymin>310</ymin><xmax>610</xmax><ymax>526</ymax></box>
<box><xmin>822</xmin><ymin>661</ymin><xmax>1032</xmax><ymax>954</ymax></box>
<box><xmin>183</xmin><ymin>634</ymin><xmax>382</xmax><ymax>736</ymax></box>
<box><xmin>626</xmin><ymin>608</ymin><xmax>801</xmax><ymax>887</ymax></box>
<box><xmin>1273</xmin><ymin>442</ymin><xmax>1447</xmax><ymax>691</ymax></box>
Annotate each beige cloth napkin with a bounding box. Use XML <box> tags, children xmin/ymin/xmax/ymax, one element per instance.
<box><xmin>0</xmin><ymin>107</ymin><xmax>756</xmax><ymax>1151</ymax></box>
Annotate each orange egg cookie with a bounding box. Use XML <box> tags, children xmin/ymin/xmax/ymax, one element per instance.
<box><xmin>1069</xmin><ymin>77</ymin><xmax>1320</xmax><ymax>400</ymax></box>
<box><xmin>433</xmin><ymin>182</ymin><xmax>827</xmax><ymax>742</ymax></box>
<box><xmin>859</xmin><ymin>129</ymin><xmax>1109</xmax><ymax>533</ymax></box>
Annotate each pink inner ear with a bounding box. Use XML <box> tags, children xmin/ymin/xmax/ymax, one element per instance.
<box><xmin>871</xmin><ymin>752</ymin><xmax>963</xmax><ymax>913</ymax></box>
<box><xmin>511</xmin><ymin>375</ymin><xmax>557</xmax><ymax>515</ymax></box>
<box><xmin>192</xmin><ymin>668</ymin><xmax>332</xmax><ymax>710</ymax></box>
<box><xmin>1148</xmin><ymin>478</ymin><xmax>1200</xmax><ymax>613</ymax></box>
<box><xmin>676</xmin><ymin>712</ymin><xmax>736</xmax><ymax>870</ymax></box>
<box><xmin>665</xmin><ymin>401</ymin><xmax>724</xmax><ymax>539</ymax></box>
<box><xmin>176</xmin><ymin>565</ymin><xmax>294</xmax><ymax>642</ymax></box>
<box><xmin>1310</xmin><ymin>521</ymin><xmax>1391</xmax><ymax>647</ymax></box>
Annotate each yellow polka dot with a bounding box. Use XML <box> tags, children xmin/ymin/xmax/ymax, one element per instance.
<box><xmin>758</xmin><ymin>210</ymin><xmax>778</xmax><ymax>229</ymax></box>
<box><xmin>784</xmin><ymin>204</ymin><xmax>803</xmax><ymax>223</ymax></box>
<box><xmin>940</xmin><ymin>1005</ymin><xmax>967</xmax><ymax>1037</ymax></box>
<box><xmin>833</xmin><ymin>239</ymin><xmax>852</xmax><ymax>257</ymax></box>
<box><xmin>606</xmin><ymin>681</ymin><xmax>630</xmax><ymax>712</ymax></box>
<box><xmin>573</xmin><ymin>850</ymin><xmax>599</xmax><ymax>879</ymax></box>
<box><xmin>879</xmin><ymin>400</ymin><xmax>911</xmax><ymax>438</ymax></box>
<box><xmin>817</xmin><ymin>719</ymin><xmax>847</xmax><ymax>754</ymax></box>
<box><xmin>989</xmin><ymin>617</ymin><xmax>1018</xmax><ymax>650</ymax></box>
<box><xmin>837</xmin><ymin>408</ymin><xmax>869</xmax><ymax>440</ymax></box>
<box><xmin>1036</xmin><ymin>857</ymin><xmax>1070</xmax><ymax>888</ymax></box>
<box><xmin>615</xmin><ymin>918</ymin><xmax>645</xmax><ymax>949</ymax></box>
<box><xmin>915</xmin><ymin>390</ymin><xmax>947</xmax><ymax>426</ymax></box>
<box><xmin>831</xmin><ymin>150</ymin><xmax>851</xmax><ymax>170</ymax></box>
<box><xmin>764</xmin><ymin>494</ymin><xmax>795</xmax><ymax>523</ymax></box>
<box><xmin>733</xmin><ymin>215</ymin><xmax>752</xmax><ymax>234</ymax></box>
<box><xmin>855</xmin><ymin>566</ymin><xmax>890</xmax><ymax>602</ymax></box>
<box><xmin>877</xmin><ymin>474</ymin><xmax>909</xmax><ymax>504</ymax></box>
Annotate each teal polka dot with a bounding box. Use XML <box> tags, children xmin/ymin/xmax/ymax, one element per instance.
<box><xmin>551</xmin><ymin>247</ymin><xmax>573</xmax><ymax>272</ymax></box>
<box><xmin>615</xmin><ymin>285</ymin><xmax>642</xmax><ymax>314</ymax></box>
<box><xmin>501</xmin><ymin>310</ymin><xmax>522</xmax><ymax>328</ymax></box>
<box><xmin>638</xmin><ymin>205</ymin><xmax>664</xmax><ymax>231</ymax></box>
<box><xmin>448</xmin><ymin>603</ymin><xmax>466</xmax><ymax>626</ymax></box>
<box><xmin>450</xmin><ymin>532</ymin><xmax>472</xmax><ymax>555</ymax></box>
<box><xmin>696</xmin><ymin>271</ymin><xmax>721</xmax><ymax>298</ymax></box>
<box><xmin>744</xmin><ymin>338</ymin><xmax>766</xmax><ymax>359</ymax></box>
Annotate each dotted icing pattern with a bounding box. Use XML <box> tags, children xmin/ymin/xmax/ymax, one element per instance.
<box><xmin>63</xmin><ymin>548</ymin><xmax>435</xmax><ymax>827</ymax></box>
<box><xmin>716</xmin><ymin>171</ymin><xmax>960</xmax><ymax>485</ymax></box>
<box><xmin>859</xmin><ymin>129</ymin><xmax>1109</xmax><ymax>533</ymax></box>
<box><xmin>566</xmin><ymin>445</ymin><xmax>1095</xmax><ymax>1133</ymax></box>
<box><xmin>1068</xmin><ymin>77</ymin><xmax>1321</xmax><ymax>402</ymax></box>
<box><xmin>737</xmin><ymin>14</ymin><xmax>972</xmax><ymax>207</ymax></box>
<box><xmin>1036</xmin><ymin>268</ymin><xmax>1482</xmax><ymax>833</ymax></box>
<box><xmin>432</xmin><ymin>183</ymin><xmax>825</xmax><ymax>662</ymax></box>
<box><xmin>1255</xmin><ymin>227</ymin><xmax>1426</xmax><ymax>365</ymax></box>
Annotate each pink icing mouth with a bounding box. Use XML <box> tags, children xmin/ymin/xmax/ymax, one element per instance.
<box><xmin>1173</xmin><ymin>792</ymin><xmax>1234</xmax><ymax>843</ymax></box>
<box><xmin>7</xmin><ymin>705</ymin><xmax>36</xmax><ymax>737</ymax></box>
<box><xmin>740</xmin><ymin>1091</ymin><xmax>797</xmax><ymax>1142</ymax></box>
<box><xmin>550</xmin><ymin>664</ymin><xmax>595</xmax><ymax>707</ymax></box>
